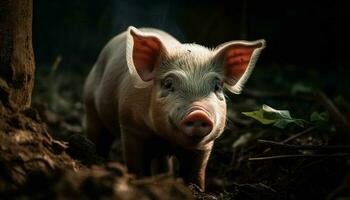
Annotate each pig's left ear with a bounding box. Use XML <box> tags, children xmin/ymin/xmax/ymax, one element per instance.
<box><xmin>126</xmin><ymin>26</ymin><xmax>167</xmax><ymax>88</ymax></box>
<box><xmin>214</xmin><ymin>40</ymin><xmax>266</xmax><ymax>94</ymax></box>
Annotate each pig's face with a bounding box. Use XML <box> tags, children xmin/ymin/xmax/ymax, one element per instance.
<box><xmin>149</xmin><ymin>46</ymin><xmax>228</xmax><ymax>148</ymax></box>
<box><xmin>126</xmin><ymin>27</ymin><xmax>265</xmax><ymax>149</ymax></box>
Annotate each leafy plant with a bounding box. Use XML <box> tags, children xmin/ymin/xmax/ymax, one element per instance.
<box><xmin>242</xmin><ymin>104</ymin><xmax>327</xmax><ymax>129</ymax></box>
<box><xmin>310</xmin><ymin>111</ymin><xmax>330</xmax><ymax>129</ymax></box>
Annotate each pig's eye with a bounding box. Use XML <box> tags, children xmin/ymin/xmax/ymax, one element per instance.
<box><xmin>162</xmin><ymin>77</ymin><xmax>175</xmax><ymax>92</ymax></box>
<box><xmin>214</xmin><ymin>79</ymin><xmax>223</xmax><ymax>92</ymax></box>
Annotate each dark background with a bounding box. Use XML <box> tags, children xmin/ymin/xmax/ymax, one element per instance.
<box><xmin>33</xmin><ymin>0</ymin><xmax>350</xmax><ymax>73</ymax></box>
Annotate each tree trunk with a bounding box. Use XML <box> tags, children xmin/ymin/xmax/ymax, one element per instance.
<box><xmin>0</xmin><ymin>0</ymin><xmax>35</xmax><ymax>112</ymax></box>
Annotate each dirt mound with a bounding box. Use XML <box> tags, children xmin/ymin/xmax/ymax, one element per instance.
<box><xmin>0</xmin><ymin>107</ymin><xmax>79</xmax><ymax>191</ymax></box>
<box><xmin>0</xmin><ymin>107</ymin><xmax>193</xmax><ymax>200</ymax></box>
<box><xmin>6</xmin><ymin>164</ymin><xmax>192</xmax><ymax>200</ymax></box>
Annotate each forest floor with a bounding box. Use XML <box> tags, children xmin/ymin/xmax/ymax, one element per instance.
<box><xmin>1</xmin><ymin>64</ymin><xmax>350</xmax><ymax>200</ymax></box>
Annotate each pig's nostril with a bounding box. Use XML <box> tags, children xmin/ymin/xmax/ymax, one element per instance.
<box><xmin>185</xmin><ymin>121</ymin><xmax>194</xmax><ymax>127</ymax></box>
<box><xmin>180</xmin><ymin>110</ymin><xmax>213</xmax><ymax>138</ymax></box>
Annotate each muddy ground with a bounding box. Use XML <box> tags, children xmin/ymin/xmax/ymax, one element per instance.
<box><xmin>1</xmin><ymin>65</ymin><xmax>350</xmax><ymax>199</ymax></box>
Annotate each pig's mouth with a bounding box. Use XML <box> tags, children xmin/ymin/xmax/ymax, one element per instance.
<box><xmin>168</xmin><ymin>116</ymin><xmax>214</xmax><ymax>148</ymax></box>
<box><xmin>168</xmin><ymin>107</ymin><xmax>215</xmax><ymax>144</ymax></box>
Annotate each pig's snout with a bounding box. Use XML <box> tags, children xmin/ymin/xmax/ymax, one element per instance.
<box><xmin>180</xmin><ymin>110</ymin><xmax>213</xmax><ymax>138</ymax></box>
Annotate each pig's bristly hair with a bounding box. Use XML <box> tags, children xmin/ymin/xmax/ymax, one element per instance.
<box><xmin>162</xmin><ymin>44</ymin><xmax>218</xmax><ymax>75</ymax></box>
<box><xmin>159</xmin><ymin>44</ymin><xmax>225</xmax><ymax>99</ymax></box>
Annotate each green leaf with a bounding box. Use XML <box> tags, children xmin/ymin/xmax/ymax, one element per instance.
<box><xmin>242</xmin><ymin>104</ymin><xmax>305</xmax><ymax>129</ymax></box>
<box><xmin>242</xmin><ymin>109</ymin><xmax>275</xmax><ymax>125</ymax></box>
<box><xmin>310</xmin><ymin>111</ymin><xmax>329</xmax><ymax>129</ymax></box>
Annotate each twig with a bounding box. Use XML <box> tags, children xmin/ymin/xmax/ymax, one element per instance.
<box><xmin>257</xmin><ymin>139</ymin><xmax>350</xmax><ymax>151</ymax></box>
<box><xmin>316</xmin><ymin>91</ymin><xmax>350</xmax><ymax>133</ymax></box>
<box><xmin>249</xmin><ymin>153</ymin><xmax>350</xmax><ymax>161</ymax></box>
<box><xmin>49</xmin><ymin>56</ymin><xmax>62</xmax><ymax>77</ymax></box>
<box><xmin>281</xmin><ymin>127</ymin><xmax>316</xmax><ymax>144</ymax></box>
<box><xmin>335</xmin><ymin>95</ymin><xmax>350</xmax><ymax>110</ymax></box>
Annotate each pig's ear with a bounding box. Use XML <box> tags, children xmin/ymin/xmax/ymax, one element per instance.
<box><xmin>214</xmin><ymin>40</ymin><xmax>265</xmax><ymax>94</ymax></box>
<box><xmin>126</xmin><ymin>26</ymin><xmax>167</xmax><ymax>88</ymax></box>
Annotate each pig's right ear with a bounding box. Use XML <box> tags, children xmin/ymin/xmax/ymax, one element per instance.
<box><xmin>126</xmin><ymin>26</ymin><xmax>167</xmax><ymax>88</ymax></box>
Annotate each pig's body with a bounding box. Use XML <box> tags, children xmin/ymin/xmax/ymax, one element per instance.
<box><xmin>84</xmin><ymin>28</ymin><xmax>179</xmax><ymax>136</ymax></box>
<box><xmin>84</xmin><ymin>27</ymin><xmax>265</xmax><ymax>191</ymax></box>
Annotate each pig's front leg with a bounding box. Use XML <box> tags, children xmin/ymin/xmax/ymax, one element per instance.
<box><xmin>177</xmin><ymin>147</ymin><xmax>212</xmax><ymax>191</ymax></box>
<box><xmin>121</xmin><ymin>127</ymin><xmax>152</xmax><ymax>177</ymax></box>
<box><xmin>151</xmin><ymin>155</ymin><xmax>174</xmax><ymax>176</ymax></box>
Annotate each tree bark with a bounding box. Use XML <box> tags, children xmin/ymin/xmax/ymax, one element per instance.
<box><xmin>0</xmin><ymin>0</ymin><xmax>35</xmax><ymax>112</ymax></box>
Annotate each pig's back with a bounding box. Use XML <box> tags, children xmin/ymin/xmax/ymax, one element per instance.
<box><xmin>86</xmin><ymin>32</ymin><xmax>129</xmax><ymax>133</ymax></box>
<box><xmin>86</xmin><ymin>27</ymin><xmax>180</xmax><ymax>134</ymax></box>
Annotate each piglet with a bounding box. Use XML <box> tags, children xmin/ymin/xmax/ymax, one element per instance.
<box><xmin>84</xmin><ymin>26</ymin><xmax>265</xmax><ymax>191</ymax></box>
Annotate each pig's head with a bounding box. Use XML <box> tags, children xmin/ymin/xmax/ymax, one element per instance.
<box><xmin>126</xmin><ymin>26</ymin><xmax>265</xmax><ymax>149</ymax></box>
